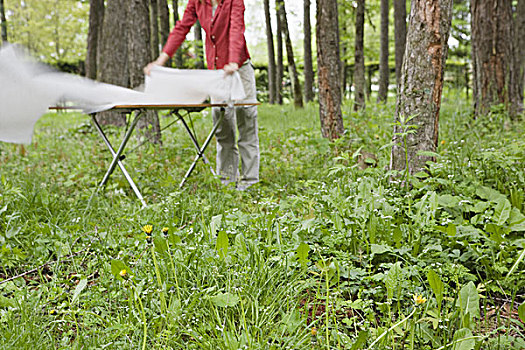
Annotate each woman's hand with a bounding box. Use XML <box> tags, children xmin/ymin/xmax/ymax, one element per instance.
<box><xmin>144</xmin><ymin>52</ymin><xmax>170</xmax><ymax>75</ymax></box>
<box><xmin>223</xmin><ymin>62</ymin><xmax>239</xmax><ymax>75</ymax></box>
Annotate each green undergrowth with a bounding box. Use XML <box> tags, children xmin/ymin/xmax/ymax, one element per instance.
<box><xmin>0</xmin><ymin>94</ymin><xmax>524</xmax><ymax>349</ymax></box>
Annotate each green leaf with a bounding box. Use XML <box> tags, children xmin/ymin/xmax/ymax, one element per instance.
<box><xmin>0</xmin><ymin>295</ymin><xmax>15</xmax><ymax>308</ymax></box>
<box><xmin>427</xmin><ymin>270</ymin><xmax>444</xmax><ymax>310</ymax></box>
<box><xmin>210</xmin><ymin>214</ymin><xmax>222</xmax><ymax>235</ymax></box>
<box><xmin>110</xmin><ymin>259</ymin><xmax>130</xmax><ymax>281</ymax></box>
<box><xmin>446</xmin><ymin>223</ymin><xmax>457</xmax><ymax>236</ymax></box>
<box><xmin>72</xmin><ymin>278</ymin><xmax>87</xmax><ymax>304</ymax></box>
<box><xmin>154</xmin><ymin>236</ymin><xmax>168</xmax><ymax>256</ymax></box>
<box><xmin>452</xmin><ymin>328</ymin><xmax>475</xmax><ymax>350</ymax></box>
<box><xmin>438</xmin><ymin>195</ymin><xmax>460</xmax><ymax>208</ymax></box>
<box><xmin>296</xmin><ymin>242</ymin><xmax>310</xmax><ymax>268</ymax></box>
<box><xmin>493</xmin><ymin>199</ymin><xmax>511</xmax><ymax>226</ymax></box>
<box><xmin>210</xmin><ymin>293</ymin><xmax>239</xmax><ymax>308</ymax></box>
<box><xmin>216</xmin><ymin>230</ymin><xmax>229</xmax><ymax>259</ymax></box>
<box><xmin>476</xmin><ymin>186</ymin><xmax>505</xmax><ymax>202</ymax></box>
<box><xmin>518</xmin><ymin>303</ymin><xmax>525</xmax><ymax>323</ymax></box>
<box><xmin>506</xmin><ymin>249</ymin><xmax>525</xmax><ymax>279</ymax></box>
<box><xmin>456</xmin><ymin>282</ymin><xmax>480</xmax><ymax>320</ymax></box>
<box><xmin>416</xmin><ymin>150</ymin><xmax>440</xmax><ymax>158</ymax></box>
<box><xmin>508</xmin><ymin>208</ymin><xmax>525</xmax><ymax>231</ymax></box>
<box><xmin>472</xmin><ymin>201</ymin><xmax>490</xmax><ymax>213</ymax></box>
<box><xmin>350</xmin><ymin>330</ymin><xmax>368</xmax><ymax>350</ymax></box>
<box><xmin>371</xmin><ymin>244</ymin><xmax>392</xmax><ymax>256</ymax></box>
<box><xmin>385</xmin><ymin>262</ymin><xmax>403</xmax><ymax>301</ymax></box>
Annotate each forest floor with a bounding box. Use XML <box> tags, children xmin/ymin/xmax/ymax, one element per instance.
<box><xmin>0</xmin><ymin>92</ymin><xmax>524</xmax><ymax>349</ymax></box>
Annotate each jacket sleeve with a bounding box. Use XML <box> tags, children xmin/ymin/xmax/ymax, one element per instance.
<box><xmin>228</xmin><ymin>0</ymin><xmax>246</xmax><ymax>66</ymax></box>
<box><xmin>162</xmin><ymin>0</ymin><xmax>198</xmax><ymax>57</ymax></box>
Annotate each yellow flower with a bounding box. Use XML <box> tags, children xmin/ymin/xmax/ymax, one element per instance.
<box><xmin>311</xmin><ymin>327</ymin><xmax>317</xmax><ymax>336</ymax></box>
<box><xmin>162</xmin><ymin>227</ymin><xmax>169</xmax><ymax>236</ymax></box>
<box><xmin>119</xmin><ymin>269</ymin><xmax>128</xmax><ymax>279</ymax></box>
<box><xmin>413</xmin><ymin>294</ymin><xmax>427</xmax><ymax>305</ymax></box>
<box><xmin>142</xmin><ymin>225</ymin><xmax>153</xmax><ymax>234</ymax></box>
<box><xmin>441</xmin><ymin>140</ymin><xmax>446</xmax><ymax>145</ymax></box>
<box><xmin>49</xmin><ymin>309</ymin><xmax>58</xmax><ymax>315</ymax></box>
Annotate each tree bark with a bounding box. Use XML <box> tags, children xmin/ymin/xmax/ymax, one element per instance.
<box><xmin>390</xmin><ymin>0</ymin><xmax>453</xmax><ymax>175</ymax></box>
<box><xmin>304</xmin><ymin>0</ymin><xmax>315</xmax><ymax>103</ymax></box>
<box><xmin>86</xmin><ymin>0</ymin><xmax>105</xmax><ymax>80</ymax></box>
<box><xmin>353</xmin><ymin>0</ymin><xmax>365</xmax><ymax>111</ymax></box>
<box><xmin>97</xmin><ymin>0</ymin><xmax>129</xmax><ymax>126</ymax></box>
<box><xmin>194</xmin><ymin>20</ymin><xmax>205</xmax><ymax>69</ymax></box>
<box><xmin>277</xmin><ymin>0</ymin><xmax>303</xmax><ymax>108</ymax></box>
<box><xmin>275</xmin><ymin>0</ymin><xmax>284</xmax><ymax>104</ymax></box>
<box><xmin>0</xmin><ymin>0</ymin><xmax>7</xmax><ymax>43</ymax></box>
<box><xmin>513</xmin><ymin>0</ymin><xmax>525</xmax><ymax>114</ymax></box>
<box><xmin>150</xmin><ymin>0</ymin><xmax>160</xmax><ymax>59</ymax></box>
<box><xmin>393</xmin><ymin>0</ymin><xmax>407</xmax><ymax>87</ymax></box>
<box><xmin>172</xmin><ymin>0</ymin><xmax>183</xmax><ymax>68</ymax></box>
<box><xmin>264</xmin><ymin>0</ymin><xmax>277</xmax><ymax>104</ymax></box>
<box><xmin>377</xmin><ymin>0</ymin><xmax>389</xmax><ymax>103</ymax></box>
<box><xmin>317</xmin><ymin>0</ymin><xmax>343</xmax><ymax>140</ymax></box>
<box><xmin>471</xmin><ymin>0</ymin><xmax>514</xmax><ymax>117</ymax></box>
<box><xmin>128</xmin><ymin>0</ymin><xmax>162</xmax><ymax>144</ymax></box>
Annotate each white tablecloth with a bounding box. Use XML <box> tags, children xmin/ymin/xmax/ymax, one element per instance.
<box><xmin>0</xmin><ymin>45</ymin><xmax>246</xmax><ymax>144</ymax></box>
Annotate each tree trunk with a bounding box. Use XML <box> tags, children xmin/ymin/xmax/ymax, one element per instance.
<box><xmin>194</xmin><ymin>20</ymin><xmax>205</xmax><ymax>69</ymax></box>
<box><xmin>0</xmin><ymin>0</ymin><xmax>7</xmax><ymax>43</ymax></box>
<box><xmin>391</xmin><ymin>0</ymin><xmax>453</xmax><ymax>175</ymax></box>
<box><xmin>513</xmin><ymin>0</ymin><xmax>525</xmax><ymax>114</ymax></box>
<box><xmin>317</xmin><ymin>0</ymin><xmax>343</xmax><ymax>140</ymax></box>
<box><xmin>471</xmin><ymin>0</ymin><xmax>514</xmax><ymax>117</ymax></box>
<box><xmin>97</xmin><ymin>0</ymin><xmax>129</xmax><ymax>126</ymax></box>
<box><xmin>393</xmin><ymin>0</ymin><xmax>407</xmax><ymax>87</ymax></box>
<box><xmin>275</xmin><ymin>0</ymin><xmax>284</xmax><ymax>104</ymax></box>
<box><xmin>353</xmin><ymin>0</ymin><xmax>365</xmax><ymax>111</ymax></box>
<box><xmin>158</xmin><ymin>0</ymin><xmax>171</xmax><ymax>66</ymax></box>
<box><xmin>377</xmin><ymin>0</ymin><xmax>389</xmax><ymax>103</ymax></box>
<box><xmin>86</xmin><ymin>0</ymin><xmax>105</xmax><ymax>80</ymax></box>
<box><xmin>277</xmin><ymin>0</ymin><xmax>303</xmax><ymax>108</ymax></box>
<box><xmin>150</xmin><ymin>0</ymin><xmax>160</xmax><ymax>59</ymax></box>
<box><xmin>304</xmin><ymin>0</ymin><xmax>315</xmax><ymax>103</ymax></box>
<box><xmin>264</xmin><ymin>0</ymin><xmax>277</xmax><ymax>104</ymax></box>
<box><xmin>129</xmin><ymin>0</ymin><xmax>162</xmax><ymax>144</ymax></box>
<box><xmin>172</xmin><ymin>0</ymin><xmax>183</xmax><ymax>68</ymax></box>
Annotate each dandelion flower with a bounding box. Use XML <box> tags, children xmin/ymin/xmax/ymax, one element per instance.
<box><xmin>441</xmin><ymin>140</ymin><xmax>446</xmax><ymax>145</ymax></box>
<box><xmin>162</xmin><ymin>227</ymin><xmax>169</xmax><ymax>236</ymax></box>
<box><xmin>49</xmin><ymin>309</ymin><xmax>58</xmax><ymax>315</ymax></box>
<box><xmin>413</xmin><ymin>294</ymin><xmax>427</xmax><ymax>305</ymax></box>
<box><xmin>142</xmin><ymin>225</ymin><xmax>153</xmax><ymax>234</ymax></box>
<box><xmin>119</xmin><ymin>269</ymin><xmax>128</xmax><ymax>279</ymax></box>
<box><xmin>311</xmin><ymin>327</ymin><xmax>317</xmax><ymax>336</ymax></box>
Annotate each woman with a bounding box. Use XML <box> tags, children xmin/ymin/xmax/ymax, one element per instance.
<box><xmin>145</xmin><ymin>0</ymin><xmax>259</xmax><ymax>190</ymax></box>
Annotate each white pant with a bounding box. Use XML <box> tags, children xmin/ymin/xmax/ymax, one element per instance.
<box><xmin>212</xmin><ymin>62</ymin><xmax>259</xmax><ymax>185</ymax></box>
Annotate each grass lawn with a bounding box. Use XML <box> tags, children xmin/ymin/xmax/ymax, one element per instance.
<box><xmin>0</xmin><ymin>94</ymin><xmax>524</xmax><ymax>349</ymax></box>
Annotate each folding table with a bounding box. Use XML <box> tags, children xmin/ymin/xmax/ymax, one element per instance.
<box><xmin>86</xmin><ymin>103</ymin><xmax>258</xmax><ymax>206</ymax></box>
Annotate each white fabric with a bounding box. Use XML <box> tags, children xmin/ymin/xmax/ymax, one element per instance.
<box><xmin>0</xmin><ymin>45</ymin><xmax>246</xmax><ymax>144</ymax></box>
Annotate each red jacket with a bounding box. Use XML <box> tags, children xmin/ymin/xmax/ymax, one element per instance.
<box><xmin>162</xmin><ymin>0</ymin><xmax>251</xmax><ymax>70</ymax></box>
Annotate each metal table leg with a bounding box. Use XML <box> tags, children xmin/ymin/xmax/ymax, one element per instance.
<box><xmin>91</xmin><ymin>112</ymin><xmax>147</xmax><ymax>206</ymax></box>
<box><xmin>179</xmin><ymin>112</ymin><xmax>223</xmax><ymax>188</ymax></box>
<box><xmin>173</xmin><ymin>110</ymin><xmax>216</xmax><ymax>176</ymax></box>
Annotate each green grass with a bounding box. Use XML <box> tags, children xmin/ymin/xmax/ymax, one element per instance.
<box><xmin>0</xmin><ymin>94</ymin><xmax>524</xmax><ymax>349</ymax></box>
